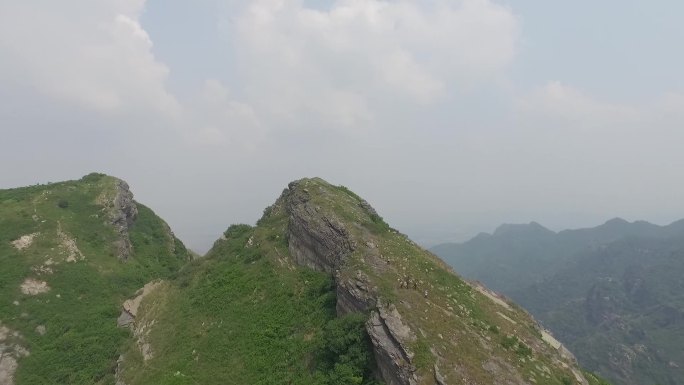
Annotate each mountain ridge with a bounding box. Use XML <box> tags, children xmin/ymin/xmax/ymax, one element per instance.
<box><xmin>1</xmin><ymin>174</ymin><xmax>608</xmax><ymax>385</ymax></box>
<box><xmin>432</xmin><ymin>218</ymin><xmax>684</xmax><ymax>385</ymax></box>
<box><xmin>117</xmin><ymin>177</ymin><xmax>597</xmax><ymax>385</ymax></box>
<box><xmin>0</xmin><ymin>173</ymin><xmax>191</xmax><ymax>385</ymax></box>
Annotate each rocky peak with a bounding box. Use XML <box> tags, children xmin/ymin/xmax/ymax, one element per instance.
<box><xmin>285</xmin><ymin>180</ymin><xmax>354</xmax><ymax>273</ymax></box>
<box><xmin>277</xmin><ymin>178</ymin><xmax>589</xmax><ymax>385</ymax></box>
<box><xmin>281</xmin><ymin>179</ymin><xmax>418</xmax><ymax>385</ymax></box>
<box><xmin>110</xmin><ymin>179</ymin><xmax>138</xmax><ymax>260</ymax></box>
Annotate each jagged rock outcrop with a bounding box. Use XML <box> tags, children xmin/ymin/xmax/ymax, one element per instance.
<box><xmin>280</xmin><ymin>178</ymin><xmax>590</xmax><ymax>385</ymax></box>
<box><xmin>101</xmin><ymin>177</ymin><xmax>593</xmax><ymax>385</ymax></box>
<box><xmin>120</xmin><ymin>281</ymin><xmax>162</xmax><ymax>322</ymax></box>
<box><xmin>286</xmin><ymin>181</ymin><xmax>354</xmax><ymax>273</ymax></box>
<box><xmin>283</xmin><ymin>180</ymin><xmax>419</xmax><ymax>385</ymax></box>
<box><xmin>335</xmin><ymin>270</ymin><xmax>375</xmax><ymax>315</ymax></box>
<box><xmin>367</xmin><ymin>304</ymin><xmax>418</xmax><ymax>385</ymax></box>
<box><xmin>335</xmin><ymin>271</ymin><xmax>418</xmax><ymax>385</ymax></box>
<box><xmin>1</xmin><ymin>174</ymin><xmax>191</xmax><ymax>385</ymax></box>
<box><xmin>110</xmin><ymin>180</ymin><xmax>138</xmax><ymax>260</ymax></box>
<box><xmin>117</xmin><ymin>281</ymin><xmax>161</xmax><ymax>361</ymax></box>
<box><xmin>115</xmin><ymin>280</ymin><xmax>162</xmax><ymax>385</ymax></box>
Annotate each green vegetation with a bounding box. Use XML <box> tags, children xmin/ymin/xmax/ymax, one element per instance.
<box><xmin>119</xmin><ymin>209</ymin><xmax>379</xmax><ymax>385</ymax></box>
<box><xmin>2</xmin><ymin>176</ymin><xmax>607</xmax><ymax>385</ymax></box>
<box><xmin>0</xmin><ymin>174</ymin><xmax>189</xmax><ymax>384</ymax></box>
<box><xmin>317</xmin><ymin>314</ymin><xmax>380</xmax><ymax>385</ymax></box>
<box><xmin>288</xmin><ymin>178</ymin><xmax>585</xmax><ymax>385</ymax></box>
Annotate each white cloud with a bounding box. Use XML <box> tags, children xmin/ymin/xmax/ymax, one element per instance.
<box><xmin>183</xmin><ymin>79</ymin><xmax>264</xmax><ymax>148</ymax></box>
<box><xmin>0</xmin><ymin>1</ymin><xmax>178</xmax><ymax>115</ymax></box>
<box><xmin>515</xmin><ymin>81</ymin><xmax>684</xmax><ymax>140</ymax></box>
<box><xmin>5</xmin><ymin>0</ymin><xmax>684</xmax><ymax>253</ymax></box>
<box><xmin>224</xmin><ymin>0</ymin><xmax>520</xmax><ymax>132</ymax></box>
<box><xmin>515</xmin><ymin>81</ymin><xmax>640</xmax><ymax>131</ymax></box>
<box><xmin>0</xmin><ymin>0</ymin><xmax>521</xmax><ymax>141</ymax></box>
<box><xmin>509</xmin><ymin>82</ymin><xmax>684</xmax><ymax>201</ymax></box>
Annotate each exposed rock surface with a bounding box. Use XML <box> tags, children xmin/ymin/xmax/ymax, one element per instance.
<box><xmin>285</xmin><ymin>181</ymin><xmax>354</xmax><ymax>273</ymax></box>
<box><xmin>335</xmin><ymin>270</ymin><xmax>375</xmax><ymax>315</ymax></box>
<box><xmin>57</xmin><ymin>224</ymin><xmax>85</xmax><ymax>262</ymax></box>
<box><xmin>10</xmin><ymin>234</ymin><xmax>38</xmax><ymax>251</ymax></box>
<box><xmin>117</xmin><ymin>281</ymin><xmax>162</xmax><ymax>364</ymax></box>
<box><xmin>19</xmin><ymin>278</ymin><xmax>50</xmax><ymax>295</ymax></box>
<box><xmin>110</xmin><ymin>180</ymin><xmax>138</xmax><ymax>260</ymax></box>
<box><xmin>359</xmin><ymin>199</ymin><xmax>379</xmax><ymax>218</ymax></box>
<box><xmin>115</xmin><ymin>355</ymin><xmax>126</xmax><ymax>385</ymax></box>
<box><xmin>34</xmin><ymin>326</ymin><xmax>46</xmax><ymax>336</ymax></box>
<box><xmin>121</xmin><ymin>281</ymin><xmax>162</xmax><ymax>320</ymax></box>
<box><xmin>0</xmin><ymin>354</ymin><xmax>17</xmax><ymax>385</ymax></box>
<box><xmin>366</xmin><ymin>305</ymin><xmax>418</xmax><ymax>385</ymax></box>
<box><xmin>480</xmin><ymin>357</ymin><xmax>533</xmax><ymax>385</ymax></box>
<box><xmin>0</xmin><ymin>322</ymin><xmax>29</xmax><ymax>385</ymax></box>
<box><xmin>280</xmin><ymin>178</ymin><xmax>590</xmax><ymax>385</ymax></box>
<box><xmin>283</xmin><ymin>180</ymin><xmax>419</xmax><ymax>385</ymax></box>
<box><xmin>434</xmin><ymin>364</ymin><xmax>447</xmax><ymax>385</ymax></box>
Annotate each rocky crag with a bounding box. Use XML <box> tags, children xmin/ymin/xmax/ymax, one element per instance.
<box><xmin>109</xmin><ymin>180</ymin><xmax>138</xmax><ymax>260</ymax></box>
<box><xmin>0</xmin><ymin>173</ymin><xmax>190</xmax><ymax>385</ymax></box>
<box><xmin>118</xmin><ymin>178</ymin><xmax>602</xmax><ymax>385</ymax></box>
<box><xmin>280</xmin><ymin>179</ymin><xmax>591</xmax><ymax>385</ymax></box>
<box><xmin>1</xmin><ymin>174</ymin><xmax>603</xmax><ymax>385</ymax></box>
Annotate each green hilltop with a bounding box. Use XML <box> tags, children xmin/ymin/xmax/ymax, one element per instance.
<box><xmin>0</xmin><ymin>173</ymin><xmax>190</xmax><ymax>384</ymax></box>
<box><xmin>1</xmin><ymin>175</ymin><xmax>609</xmax><ymax>385</ymax></box>
<box><xmin>118</xmin><ymin>177</ymin><xmax>596</xmax><ymax>385</ymax></box>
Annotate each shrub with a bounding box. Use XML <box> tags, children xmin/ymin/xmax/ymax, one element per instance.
<box><xmin>317</xmin><ymin>313</ymin><xmax>380</xmax><ymax>385</ymax></box>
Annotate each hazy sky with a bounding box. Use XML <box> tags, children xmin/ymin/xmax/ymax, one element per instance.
<box><xmin>2</xmin><ymin>0</ymin><xmax>684</xmax><ymax>252</ymax></box>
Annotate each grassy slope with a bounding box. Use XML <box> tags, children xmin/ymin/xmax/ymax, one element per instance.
<box><xmin>120</xmin><ymin>198</ymin><xmax>379</xmax><ymax>385</ymax></box>
<box><xmin>0</xmin><ymin>173</ymin><xmax>189</xmax><ymax>384</ymax></box>
<box><xmin>122</xmin><ymin>178</ymin><xmax>591</xmax><ymax>385</ymax></box>
<box><xmin>311</xmin><ymin>179</ymin><xmax>586</xmax><ymax>385</ymax></box>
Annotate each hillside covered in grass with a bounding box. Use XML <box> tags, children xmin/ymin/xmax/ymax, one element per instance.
<box><xmin>2</xmin><ymin>175</ymin><xmax>608</xmax><ymax>385</ymax></box>
<box><xmin>0</xmin><ymin>173</ymin><xmax>190</xmax><ymax>385</ymax></box>
<box><xmin>118</xmin><ymin>178</ymin><xmax>596</xmax><ymax>385</ymax></box>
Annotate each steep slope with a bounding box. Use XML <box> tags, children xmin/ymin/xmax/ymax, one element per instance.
<box><xmin>120</xmin><ymin>178</ymin><xmax>593</xmax><ymax>385</ymax></box>
<box><xmin>432</xmin><ymin>220</ymin><xmax>684</xmax><ymax>385</ymax></box>
<box><xmin>0</xmin><ymin>173</ymin><xmax>190</xmax><ymax>385</ymax></box>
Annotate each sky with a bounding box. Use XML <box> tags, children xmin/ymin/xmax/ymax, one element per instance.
<box><xmin>1</xmin><ymin>0</ymin><xmax>684</xmax><ymax>253</ymax></box>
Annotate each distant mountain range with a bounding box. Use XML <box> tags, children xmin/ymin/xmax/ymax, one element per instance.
<box><xmin>432</xmin><ymin>218</ymin><xmax>684</xmax><ymax>385</ymax></box>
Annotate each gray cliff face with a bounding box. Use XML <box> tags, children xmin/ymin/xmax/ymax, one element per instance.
<box><xmin>366</xmin><ymin>304</ymin><xmax>419</xmax><ymax>385</ymax></box>
<box><xmin>285</xmin><ymin>181</ymin><xmax>354</xmax><ymax>273</ymax></box>
<box><xmin>111</xmin><ymin>179</ymin><xmax>138</xmax><ymax>260</ymax></box>
<box><xmin>335</xmin><ymin>270</ymin><xmax>375</xmax><ymax>315</ymax></box>
<box><xmin>283</xmin><ymin>180</ymin><xmax>419</xmax><ymax>385</ymax></box>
